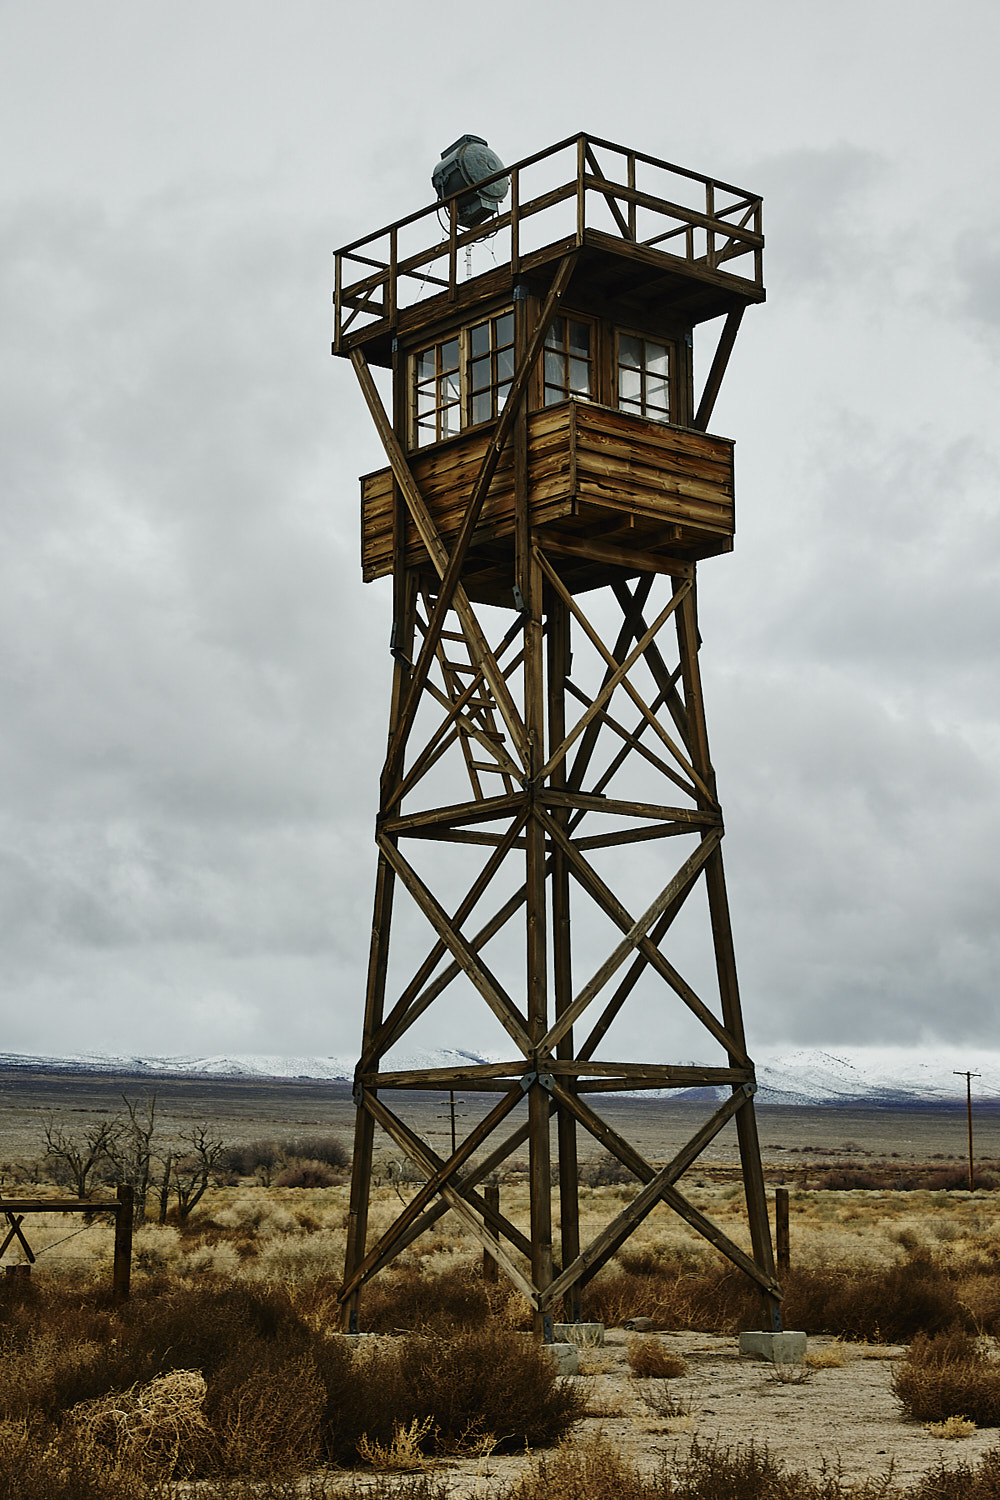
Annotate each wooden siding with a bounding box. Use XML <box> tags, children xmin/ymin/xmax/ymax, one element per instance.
<box><xmin>360</xmin><ymin>402</ymin><xmax>734</xmax><ymax>586</ymax></box>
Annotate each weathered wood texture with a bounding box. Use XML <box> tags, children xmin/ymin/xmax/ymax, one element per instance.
<box><xmin>361</xmin><ymin>403</ymin><xmax>734</xmax><ymax>590</ymax></box>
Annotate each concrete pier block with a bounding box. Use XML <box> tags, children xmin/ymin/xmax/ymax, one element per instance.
<box><xmin>552</xmin><ymin>1321</ymin><xmax>605</xmax><ymax>1347</ymax></box>
<box><xmin>545</xmin><ymin>1342</ymin><xmax>579</xmax><ymax>1376</ymax></box>
<box><xmin>739</xmin><ymin>1330</ymin><xmax>807</xmax><ymax>1363</ymax></box>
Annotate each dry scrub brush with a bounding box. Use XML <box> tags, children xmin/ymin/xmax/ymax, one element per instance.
<box><xmin>0</xmin><ymin>1274</ymin><xmax>582</xmax><ymax>1482</ymax></box>
<box><xmin>893</xmin><ymin>1330</ymin><xmax>1000</xmax><ymax>1427</ymax></box>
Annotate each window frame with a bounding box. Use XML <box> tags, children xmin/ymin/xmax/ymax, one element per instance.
<box><xmin>614</xmin><ymin>327</ymin><xmax>673</xmax><ymax>425</ymax></box>
<box><xmin>541</xmin><ymin>313</ymin><xmax>596</xmax><ymax>409</ymax></box>
<box><xmin>409</xmin><ymin>308</ymin><xmax>515</xmax><ymax>450</ymax></box>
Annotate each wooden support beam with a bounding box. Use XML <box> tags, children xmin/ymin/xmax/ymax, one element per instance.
<box><xmin>538</xmin><ymin>828</ymin><xmax>723</xmax><ymax>1053</ymax></box>
<box><xmin>360</xmin><ymin>1090</ymin><xmax>540</xmax><ymax>1307</ymax></box>
<box><xmin>546</xmin><ymin>1081</ymin><xmax>780</xmax><ymax>1302</ymax></box>
<box><xmin>349</xmin><ymin>351</ymin><xmax>529</xmax><ymax>780</ymax></box>
<box><xmin>537</xmin><ymin>809</ymin><xmax>748</xmax><ymax>1066</ymax></box>
<box><xmin>535</xmin><ymin>550</ymin><xmax>712</xmax><ymax>802</ymax></box>
<box><xmin>339</xmin><ymin>1083</ymin><xmax>525</xmax><ymax>1302</ymax></box>
<box><xmin>375</xmin><ymin>833</ymin><xmax>533</xmax><ymax>1054</ymax></box>
<box><xmin>694</xmin><ymin>307</ymin><xmax>745</xmax><ymax>432</ymax></box>
<box><xmin>545</xmin><ymin>1086</ymin><xmax>754</xmax><ymax>1301</ymax></box>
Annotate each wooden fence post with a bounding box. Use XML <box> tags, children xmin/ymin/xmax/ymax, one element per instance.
<box><xmin>482</xmin><ymin>1184</ymin><xmax>500</xmax><ymax>1283</ymax></box>
<box><xmin>775</xmin><ymin>1187</ymin><xmax>790</xmax><ymax>1273</ymax></box>
<box><xmin>113</xmin><ymin>1183</ymin><xmax>134</xmax><ymax>1307</ymax></box>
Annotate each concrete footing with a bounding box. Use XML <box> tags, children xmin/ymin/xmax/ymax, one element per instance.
<box><xmin>552</xmin><ymin>1321</ymin><xmax>605</xmax><ymax>1347</ymax></box>
<box><xmin>739</xmin><ymin>1330</ymin><xmax>807</xmax><ymax>1363</ymax></box>
<box><xmin>545</xmin><ymin>1342</ymin><xmax>579</xmax><ymax>1375</ymax></box>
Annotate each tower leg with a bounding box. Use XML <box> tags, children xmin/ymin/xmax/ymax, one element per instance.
<box><xmin>549</xmin><ymin>593</ymin><xmax>580</xmax><ymax>1318</ymax></box>
<box><xmin>525</xmin><ymin>550</ymin><xmax>553</xmax><ymax>1333</ymax></box>
<box><xmin>341</xmin><ymin>573</ymin><xmax>416</xmax><ymax>1333</ymax></box>
<box><xmin>674</xmin><ymin>583</ymin><xmax>779</xmax><ymax>1326</ymax></box>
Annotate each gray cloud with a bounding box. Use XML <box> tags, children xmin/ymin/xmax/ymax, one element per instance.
<box><xmin>0</xmin><ymin>1</ymin><xmax>997</xmax><ymax>1061</ymax></box>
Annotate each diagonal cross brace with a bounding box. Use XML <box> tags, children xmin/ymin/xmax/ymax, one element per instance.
<box><xmin>536</xmin><ymin>807</ymin><xmax>749</xmax><ymax>1067</ymax></box>
<box><xmin>375</xmin><ymin>832</ymin><xmax>533</xmax><ymax>1055</ymax></box>
<box><xmin>361</xmin><ymin>253</ymin><xmax>578</xmax><ymax>794</ymax></box>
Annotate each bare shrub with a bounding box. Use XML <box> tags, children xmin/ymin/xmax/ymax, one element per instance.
<box><xmin>626</xmin><ymin>1337</ymin><xmax>687</xmax><ymax>1378</ymax></box>
<box><xmin>359</xmin><ymin>1264</ymin><xmax>498</xmax><ymax>1335</ymax></box>
<box><xmin>207</xmin><ymin>1348</ymin><xmax>325</xmax><ymax>1474</ymax></box>
<box><xmin>69</xmin><ymin>1367</ymin><xmax>212</xmax><ymax>1477</ymax></box>
<box><xmin>893</xmin><ymin>1330</ymin><xmax>1000</xmax><ymax>1427</ymax></box>
<box><xmin>400</xmin><ymin>1324</ymin><xmax>584</xmax><ymax>1453</ymax></box>
<box><xmin>273</xmin><ymin>1159</ymin><xmax>341</xmax><ymax>1189</ymax></box>
<box><xmin>505</xmin><ymin>1432</ymin><xmax>647</xmax><ymax>1500</ymax></box>
<box><xmin>288</xmin><ymin>1135</ymin><xmax>350</xmax><ymax>1170</ymax></box>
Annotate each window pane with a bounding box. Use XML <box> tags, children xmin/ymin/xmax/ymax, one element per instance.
<box><xmin>472</xmin><ymin>391</ymin><xmax>492</xmax><ymax>425</ymax></box>
<box><xmin>441</xmin><ymin>403</ymin><xmax>461</xmax><ymax>437</ymax></box>
<box><xmin>495</xmin><ymin>312</ymin><xmax>513</xmax><ymax>346</ymax></box>
<box><xmin>568</xmin><ymin>320</ymin><xmax>590</xmax><ymax>355</ymax></box>
<box><xmin>568</xmin><ymin>357</ymin><xmax>590</xmax><ymax>395</ymax></box>
<box><xmin>417</xmin><ymin>387</ymin><xmax>435</xmax><ymax>414</ymax></box>
<box><xmin>545</xmin><ymin>350</ymin><xmax>564</xmax><ymax>386</ymax></box>
<box><xmin>496</xmin><ymin>381</ymin><xmax>511</xmax><ymax>408</ymax></box>
<box><xmin>417</xmin><ymin>349</ymin><xmax>436</xmax><ymax>380</ymax></box>
<box><xmin>646</xmin><ymin>341</ymin><xmax>669</xmax><ymax>376</ymax></box>
<box><xmin>497</xmin><ymin>347</ymin><xmax>514</xmax><ymax>382</ymax></box>
<box><xmin>470</xmin><ymin>322</ymin><xmax>490</xmax><ymax>358</ymax></box>
<box><xmin>647</xmin><ymin>406</ymin><xmax>669</xmax><ymax>424</ymax></box>
<box><xmin>443</xmin><ymin>372</ymin><xmax>460</xmax><ymax>403</ymax></box>
<box><xmin>470</xmin><ymin>356</ymin><xmax>491</xmax><ymax>392</ymax></box>
<box><xmin>619</xmin><ymin>398</ymin><xmax>642</xmax><ymax>415</ymax></box>
<box><xmin>441</xmin><ymin>338</ymin><xmax>460</xmax><ymax>370</ymax></box>
<box><xmin>416</xmin><ymin>419</ymin><xmax>435</xmax><ymax>446</ymax></box>
<box><xmin>544</xmin><ymin>384</ymin><xmax>562</xmax><ymax>406</ymax></box>
<box><xmin>619</xmin><ymin>334</ymin><xmax>641</xmax><ymax>368</ymax></box>
<box><xmin>646</xmin><ymin>375</ymin><xmax>669</xmax><ymax>409</ymax></box>
<box><xmin>619</xmin><ymin>366</ymin><xmax>641</xmax><ymax>401</ymax></box>
<box><xmin>545</xmin><ymin>316</ymin><xmax>564</xmax><ymax>349</ymax></box>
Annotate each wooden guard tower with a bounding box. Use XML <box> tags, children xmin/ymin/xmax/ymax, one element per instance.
<box><xmin>333</xmin><ymin>133</ymin><xmax>781</xmax><ymax>1333</ymax></box>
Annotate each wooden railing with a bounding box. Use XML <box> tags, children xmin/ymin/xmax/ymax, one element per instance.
<box><xmin>333</xmin><ymin>133</ymin><xmax>764</xmax><ymax>352</ymax></box>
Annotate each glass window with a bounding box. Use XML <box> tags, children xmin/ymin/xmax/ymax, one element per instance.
<box><xmin>617</xmin><ymin>333</ymin><xmax>671</xmax><ymax>423</ymax></box>
<box><xmin>465</xmin><ymin>312</ymin><xmax>515</xmax><ymax>429</ymax></box>
<box><xmin>543</xmin><ymin>318</ymin><xmax>593</xmax><ymax>406</ymax></box>
<box><xmin>411</xmin><ymin>310</ymin><xmax>516</xmax><ymax>448</ymax></box>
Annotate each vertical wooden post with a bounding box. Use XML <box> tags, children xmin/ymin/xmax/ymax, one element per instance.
<box><xmin>482</xmin><ymin>1184</ymin><xmax>500</xmax><ymax>1283</ymax></box>
<box><xmin>674</xmin><ymin>581</ymin><xmax>780</xmax><ymax>1330</ymax></box>
<box><xmin>549</xmin><ymin>593</ymin><xmax>580</xmax><ymax>1319</ymax></box>
<box><xmin>775</xmin><ymin>1187</ymin><xmax>790</xmax><ymax>1273</ymax></box>
<box><xmin>113</xmin><ymin>1183</ymin><xmax>133</xmax><ymax>1307</ymax></box>
<box><xmin>954</xmin><ymin>1071</ymin><xmax>979</xmax><ymax>1190</ymax></box>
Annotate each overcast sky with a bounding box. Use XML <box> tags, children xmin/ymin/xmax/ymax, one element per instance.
<box><xmin>0</xmin><ymin>1</ymin><xmax>997</xmax><ymax>1064</ymax></box>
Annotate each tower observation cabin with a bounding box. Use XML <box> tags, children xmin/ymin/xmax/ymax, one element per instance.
<box><xmin>334</xmin><ymin>133</ymin><xmax>780</xmax><ymax>1335</ymax></box>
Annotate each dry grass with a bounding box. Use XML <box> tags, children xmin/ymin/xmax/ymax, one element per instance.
<box><xmin>925</xmin><ymin>1415</ymin><xmax>978</xmax><ymax>1439</ymax></box>
<box><xmin>804</xmin><ymin>1341</ymin><xmax>853</xmax><ymax>1369</ymax></box>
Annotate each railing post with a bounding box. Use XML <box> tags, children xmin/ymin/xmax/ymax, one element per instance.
<box><xmin>576</xmin><ymin>136</ymin><xmax>586</xmax><ymax>245</ymax></box>
<box><xmin>333</xmin><ymin>252</ymin><xmax>341</xmax><ymax>354</ymax></box>
<box><xmin>510</xmin><ymin>167</ymin><xmax>520</xmax><ymax>276</ymax></box>
<box><xmin>113</xmin><ymin>1183</ymin><xmax>133</xmax><ymax>1307</ymax></box>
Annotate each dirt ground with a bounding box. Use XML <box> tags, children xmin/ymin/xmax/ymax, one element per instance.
<box><xmin>419</xmin><ymin>1330</ymin><xmax>995</xmax><ymax>1494</ymax></box>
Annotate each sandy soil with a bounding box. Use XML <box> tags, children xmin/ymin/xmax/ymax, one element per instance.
<box><xmin>418</xmin><ymin>1330</ymin><xmax>996</xmax><ymax>1495</ymax></box>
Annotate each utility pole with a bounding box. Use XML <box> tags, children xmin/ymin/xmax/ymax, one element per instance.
<box><xmin>954</xmin><ymin>1071</ymin><xmax>980</xmax><ymax>1190</ymax></box>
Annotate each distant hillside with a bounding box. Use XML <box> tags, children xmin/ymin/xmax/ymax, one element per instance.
<box><xmin>1</xmin><ymin>1045</ymin><xmax>997</xmax><ymax>1107</ymax></box>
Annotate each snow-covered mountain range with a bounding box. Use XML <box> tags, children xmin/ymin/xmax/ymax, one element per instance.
<box><xmin>1</xmin><ymin>1045</ymin><xmax>998</xmax><ymax>1107</ymax></box>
